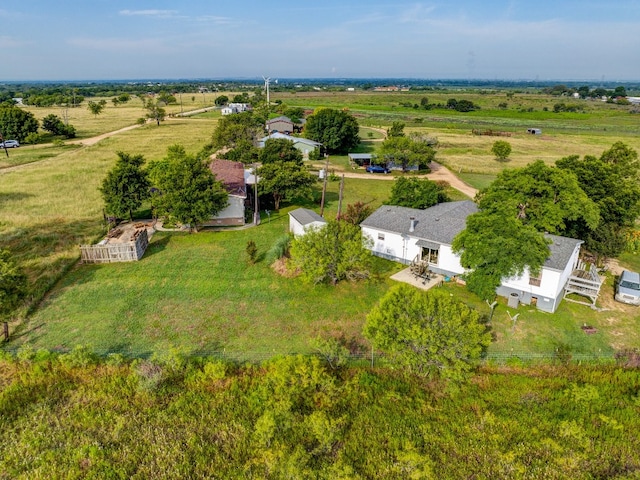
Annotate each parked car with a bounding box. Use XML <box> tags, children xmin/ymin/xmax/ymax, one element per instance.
<box><xmin>0</xmin><ymin>140</ymin><xmax>19</xmax><ymax>148</ymax></box>
<box><xmin>366</xmin><ymin>165</ymin><xmax>389</xmax><ymax>174</ymax></box>
<box><xmin>615</xmin><ymin>270</ymin><xmax>640</xmax><ymax>305</ymax></box>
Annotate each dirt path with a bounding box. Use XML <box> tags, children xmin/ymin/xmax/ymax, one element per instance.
<box><xmin>339</xmin><ymin>162</ymin><xmax>478</xmax><ymax>198</ymax></box>
<box><xmin>68</xmin><ymin>124</ymin><xmax>142</xmax><ymax>147</ymax></box>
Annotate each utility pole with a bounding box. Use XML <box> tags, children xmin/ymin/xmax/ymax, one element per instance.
<box><xmin>319</xmin><ymin>155</ymin><xmax>330</xmax><ymax>216</ymax></box>
<box><xmin>253</xmin><ymin>163</ymin><xmax>260</xmax><ymax>225</ymax></box>
<box><xmin>337</xmin><ymin>174</ymin><xmax>345</xmax><ymax>219</ymax></box>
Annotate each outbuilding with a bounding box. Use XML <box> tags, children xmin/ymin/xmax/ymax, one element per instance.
<box><xmin>289</xmin><ymin>208</ymin><xmax>327</xmax><ymax>237</ymax></box>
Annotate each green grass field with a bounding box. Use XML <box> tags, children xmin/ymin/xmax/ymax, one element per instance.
<box><xmin>2</xmin><ymin>88</ymin><xmax>640</xmax><ymax>360</ymax></box>
<box><xmin>14</xmin><ymin>216</ymin><xmax>399</xmax><ymax>359</ymax></box>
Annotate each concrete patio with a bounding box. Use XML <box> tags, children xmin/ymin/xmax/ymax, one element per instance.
<box><xmin>390</xmin><ymin>267</ymin><xmax>444</xmax><ymax>291</ymax></box>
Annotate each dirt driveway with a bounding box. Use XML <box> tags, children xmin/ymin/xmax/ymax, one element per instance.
<box><xmin>340</xmin><ymin>161</ymin><xmax>478</xmax><ymax>198</ymax></box>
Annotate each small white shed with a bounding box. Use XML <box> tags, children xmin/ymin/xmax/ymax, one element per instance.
<box><xmin>289</xmin><ymin>208</ymin><xmax>327</xmax><ymax>237</ymax></box>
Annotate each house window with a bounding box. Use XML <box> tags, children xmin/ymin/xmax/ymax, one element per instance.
<box><xmin>422</xmin><ymin>247</ymin><xmax>439</xmax><ymax>265</ymax></box>
<box><xmin>378</xmin><ymin>233</ymin><xmax>385</xmax><ymax>241</ymax></box>
<box><xmin>529</xmin><ymin>272</ymin><xmax>542</xmax><ymax>287</ymax></box>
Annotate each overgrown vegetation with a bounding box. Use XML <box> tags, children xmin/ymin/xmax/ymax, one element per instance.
<box><xmin>1</xmin><ymin>353</ymin><xmax>640</xmax><ymax>478</ymax></box>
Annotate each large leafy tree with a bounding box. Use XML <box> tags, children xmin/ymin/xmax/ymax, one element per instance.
<box><xmin>304</xmin><ymin>108</ymin><xmax>359</xmax><ymax>154</ymax></box>
<box><xmin>258</xmin><ymin>161</ymin><xmax>315</xmax><ymax>210</ymax></box>
<box><xmin>386</xmin><ymin>177</ymin><xmax>449</xmax><ymax>210</ymax></box>
<box><xmin>557</xmin><ymin>142</ymin><xmax>640</xmax><ymax>257</ymax></box>
<box><xmin>211</xmin><ymin>111</ymin><xmax>263</xmax><ymax>150</ymax></box>
<box><xmin>100</xmin><ymin>152</ymin><xmax>151</xmax><ymax>222</ymax></box>
<box><xmin>453</xmin><ymin>160</ymin><xmax>599</xmax><ymax>300</ymax></box>
<box><xmin>0</xmin><ymin>249</ymin><xmax>27</xmax><ymax>319</ymax></box>
<box><xmin>476</xmin><ymin>160</ymin><xmax>599</xmax><ymax>235</ymax></box>
<box><xmin>364</xmin><ymin>284</ymin><xmax>491</xmax><ymax>382</ymax></box>
<box><xmin>453</xmin><ymin>208</ymin><xmax>552</xmax><ymax>300</ymax></box>
<box><xmin>378</xmin><ymin>134</ymin><xmax>435</xmax><ymax>172</ymax></box>
<box><xmin>151</xmin><ymin>145</ymin><xmax>228</xmax><ymax>232</ymax></box>
<box><xmin>259</xmin><ymin>138</ymin><xmax>303</xmax><ymax>165</ymax></box>
<box><xmin>0</xmin><ymin>106</ymin><xmax>39</xmax><ymax>142</ymax></box>
<box><xmin>290</xmin><ymin>219</ymin><xmax>372</xmax><ymax>285</ymax></box>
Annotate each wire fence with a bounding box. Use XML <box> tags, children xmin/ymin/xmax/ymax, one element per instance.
<box><xmin>0</xmin><ymin>344</ymin><xmax>623</xmax><ymax>367</ymax></box>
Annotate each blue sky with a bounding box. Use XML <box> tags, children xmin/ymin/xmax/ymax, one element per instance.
<box><xmin>1</xmin><ymin>1</ymin><xmax>639</xmax><ymax>81</ymax></box>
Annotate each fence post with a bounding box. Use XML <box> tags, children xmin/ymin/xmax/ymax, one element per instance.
<box><xmin>3</xmin><ymin>322</ymin><xmax>8</xmax><ymax>342</ymax></box>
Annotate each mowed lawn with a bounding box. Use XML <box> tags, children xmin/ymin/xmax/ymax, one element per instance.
<box><xmin>16</xmin><ymin>215</ymin><xmax>398</xmax><ymax>360</ymax></box>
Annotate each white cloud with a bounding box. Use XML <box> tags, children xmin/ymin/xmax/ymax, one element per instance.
<box><xmin>194</xmin><ymin>15</ymin><xmax>235</xmax><ymax>25</ymax></box>
<box><xmin>118</xmin><ymin>10</ymin><xmax>178</xmax><ymax>18</ymax></box>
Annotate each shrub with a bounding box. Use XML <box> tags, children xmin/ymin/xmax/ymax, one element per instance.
<box><xmin>266</xmin><ymin>234</ymin><xmax>292</xmax><ymax>263</ymax></box>
<box><xmin>246</xmin><ymin>240</ymin><xmax>258</xmax><ymax>264</ymax></box>
<box><xmin>491</xmin><ymin>140</ymin><xmax>512</xmax><ymax>160</ymax></box>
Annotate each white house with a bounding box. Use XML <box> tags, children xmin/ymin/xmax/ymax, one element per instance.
<box><xmin>289</xmin><ymin>208</ymin><xmax>327</xmax><ymax>237</ymax></box>
<box><xmin>221</xmin><ymin>103</ymin><xmax>250</xmax><ymax>115</ymax></box>
<box><xmin>205</xmin><ymin>160</ymin><xmax>247</xmax><ymax>226</ymax></box>
<box><xmin>360</xmin><ymin>201</ymin><xmax>584</xmax><ymax>313</ymax></box>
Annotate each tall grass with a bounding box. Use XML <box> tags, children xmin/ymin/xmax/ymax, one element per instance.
<box><xmin>1</xmin><ymin>355</ymin><xmax>640</xmax><ymax>478</ymax></box>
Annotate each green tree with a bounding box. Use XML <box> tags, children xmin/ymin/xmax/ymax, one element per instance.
<box><xmin>41</xmin><ymin>114</ymin><xmax>76</xmax><ymax>138</ymax></box>
<box><xmin>282</xmin><ymin>107</ymin><xmax>305</xmax><ymax>123</ymax></box>
<box><xmin>151</xmin><ymin>145</ymin><xmax>228</xmax><ymax>232</ymax></box>
<box><xmin>100</xmin><ymin>152</ymin><xmax>151</xmax><ymax>221</ymax></box>
<box><xmin>453</xmin><ymin>160</ymin><xmax>599</xmax><ymax>299</ymax></box>
<box><xmin>117</xmin><ymin>93</ymin><xmax>131</xmax><ymax>104</ymax></box>
<box><xmin>453</xmin><ymin>209</ymin><xmax>552</xmax><ymax>300</ymax></box>
<box><xmin>211</xmin><ymin>112</ymin><xmax>263</xmax><ymax>150</ymax></box>
<box><xmin>220</xmin><ymin>140</ymin><xmax>260</xmax><ymax>165</ymax></box>
<box><xmin>387</xmin><ymin>121</ymin><xmax>405</xmax><ymax>138</ymax></box>
<box><xmin>379</xmin><ymin>134</ymin><xmax>435</xmax><ymax>172</ymax></box>
<box><xmin>144</xmin><ymin>98</ymin><xmax>166</xmax><ymax>126</ymax></box>
<box><xmin>0</xmin><ymin>106</ymin><xmax>39</xmax><ymax>142</ymax></box>
<box><xmin>290</xmin><ymin>219</ymin><xmax>372</xmax><ymax>285</ymax></box>
<box><xmin>258</xmin><ymin>161</ymin><xmax>315</xmax><ymax>210</ymax></box>
<box><xmin>557</xmin><ymin>143</ymin><xmax>640</xmax><ymax>257</ymax></box>
<box><xmin>304</xmin><ymin>109</ymin><xmax>360</xmax><ymax>154</ymax></box>
<box><xmin>386</xmin><ymin>177</ymin><xmax>449</xmax><ymax>210</ymax></box>
<box><xmin>0</xmin><ymin>250</ymin><xmax>27</xmax><ymax>319</ymax></box>
<box><xmin>339</xmin><ymin>201</ymin><xmax>373</xmax><ymax>225</ymax></box>
<box><xmin>364</xmin><ymin>284</ymin><xmax>491</xmax><ymax>382</ymax></box>
<box><xmin>476</xmin><ymin>160</ymin><xmax>599</xmax><ymax>235</ymax></box>
<box><xmin>87</xmin><ymin>100</ymin><xmax>105</xmax><ymax>117</ymax></box>
<box><xmin>259</xmin><ymin>138</ymin><xmax>303</xmax><ymax>165</ymax></box>
<box><xmin>491</xmin><ymin>140</ymin><xmax>512</xmax><ymax>161</ymax></box>
<box><xmin>215</xmin><ymin>95</ymin><xmax>229</xmax><ymax>106</ymax></box>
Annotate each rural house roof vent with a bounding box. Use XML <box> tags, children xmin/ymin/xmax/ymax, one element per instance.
<box><xmin>409</xmin><ymin>217</ymin><xmax>416</xmax><ymax>232</ymax></box>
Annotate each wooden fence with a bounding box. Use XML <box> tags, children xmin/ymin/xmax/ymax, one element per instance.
<box><xmin>80</xmin><ymin>229</ymin><xmax>149</xmax><ymax>264</ymax></box>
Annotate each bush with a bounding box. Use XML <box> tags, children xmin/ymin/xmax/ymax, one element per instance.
<box><xmin>246</xmin><ymin>240</ymin><xmax>258</xmax><ymax>264</ymax></box>
<box><xmin>491</xmin><ymin>140</ymin><xmax>512</xmax><ymax>160</ymax></box>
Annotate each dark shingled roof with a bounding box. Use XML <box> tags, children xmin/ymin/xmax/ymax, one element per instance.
<box><xmin>361</xmin><ymin>201</ymin><xmax>582</xmax><ymax>271</ymax></box>
<box><xmin>361</xmin><ymin>201</ymin><xmax>478</xmax><ymax>245</ymax></box>
<box><xmin>544</xmin><ymin>234</ymin><xmax>582</xmax><ymax>271</ymax></box>
<box><xmin>289</xmin><ymin>208</ymin><xmax>326</xmax><ymax>226</ymax></box>
<box><xmin>209</xmin><ymin>160</ymin><xmax>246</xmax><ymax>197</ymax></box>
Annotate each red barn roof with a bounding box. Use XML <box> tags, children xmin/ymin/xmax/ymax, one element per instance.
<box><xmin>209</xmin><ymin>160</ymin><xmax>246</xmax><ymax>197</ymax></box>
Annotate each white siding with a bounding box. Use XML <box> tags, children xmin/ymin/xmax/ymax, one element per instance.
<box><xmin>362</xmin><ymin>227</ymin><xmax>465</xmax><ymax>275</ymax></box>
<box><xmin>502</xmin><ymin>243</ymin><xmax>580</xmax><ymax>300</ymax></box>
<box><xmin>214</xmin><ymin>195</ymin><xmax>244</xmax><ymax>221</ymax></box>
<box><xmin>290</xmin><ymin>218</ymin><xmax>326</xmax><ymax>237</ymax></box>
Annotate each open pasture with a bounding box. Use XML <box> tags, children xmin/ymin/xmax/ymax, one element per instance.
<box><xmin>0</xmin><ymin>116</ymin><xmax>219</xmax><ymax>303</ymax></box>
